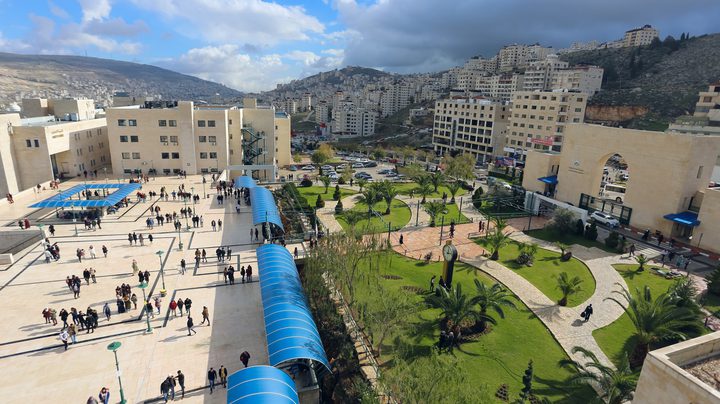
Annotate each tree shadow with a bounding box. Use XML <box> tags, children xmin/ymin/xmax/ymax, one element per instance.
<box><xmin>620</xmin><ymin>268</ymin><xmax>643</xmax><ymax>281</ymax></box>
<box><xmin>533</xmin><ymin>374</ymin><xmax>595</xmax><ymax>403</ymax></box>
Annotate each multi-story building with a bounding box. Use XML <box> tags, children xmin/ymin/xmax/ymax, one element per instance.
<box><xmin>505</xmin><ymin>90</ymin><xmax>587</xmax><ymax>161</ymax></box>
<box><xmin>331</xmin><ymin>102</ymin><xmax>376</xmax><ymax>137</ymax></box>
<box><xmin>300</xmin><ymin>93</ymin><xmax>312</xmax><ymax>112</ymax></box>
<box><xmin>314</xmin><ymin>101</ymin><xmax>330</xmax><ymax>125</ymax></box>
<box><xmin>0</xmin><ymin>98</ymin><xmax>110</xmax><ymax>196</ymax></box>
<box><xmin>623</xmin><ymin>24</ymin><xmax>659</xmax><ymax>47</ymax></box>
<box><xmin>432</xmin><ymin>96</ymin><xmax>510</xmax><ymax>164</ymax></box>
<box><xmin>463</xmin><ymin>56</ymin><xmax>498</xmax><ymax>73</ymax></box>
<box><xmin>550</xmin><ymin>66</ymin><xmax>604</xmax><ymax>95</ymax></box>
<box><xmin>498</xmin><ymin>44</ymin><xmax>552</xmax><ymax>71</ymax></box>
<box><xmin>667</xmin><ymin>83</ymin><xmax>720</xmax><ymax>137</ymax></box>
<box><xmin>380</xmin><ymin>83</ymin><xmax>414</xmax><ymax>118</ymax></box>
<box><xmin>693</xmin><ymin>82</ymin><xmax>720</xmax><ymax>118</ymax></box>
<box><xmin>106</xmin><ymin>98</ymin><xmax>290</xmax><ymax>181</ymax></box>
<box><xmin>523</xmin><ymin>55</ymin><xmax>570</xmax><ymax>92</ymax></box>
<box><xmin>475</xmin><ymin>73</ymin><xmax>525</xmax><ymax>103</ymax></box>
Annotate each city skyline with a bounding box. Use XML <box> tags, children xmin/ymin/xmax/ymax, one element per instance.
<box><xmin>0</xmin><ymin>0</ymin><xmax>718</xmax><ymax>92</ymax></box>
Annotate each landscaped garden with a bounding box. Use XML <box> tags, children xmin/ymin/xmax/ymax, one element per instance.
<box><xmin>475</xmin><ymin>239</ymin><xmax>596</xmax><ymax>307</ymax></box>
<box><xmin>335</xmin><ymin>198</ymin><xmax>411</xmax><ymax>233</ymax></box>
<box><xmin>527</xmin><ymin>228</ymin><xmax>617</xmax><ymax>253</ymax></box>
<box><xmin>395</xmin><ymin>182</ymin><xmax>468</xmax><ymax>199</ymax></box>
<box><xmin>295</xmin><ymin>185</ymin><xmax>356</xmax><ymax>206</ymax></box>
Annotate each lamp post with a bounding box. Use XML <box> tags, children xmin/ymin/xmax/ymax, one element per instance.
<box><xmin>177</xmin><ymin>224</ymin><xmax>183</xmax><ymax>251</ymax></box>
<box><xmin>137</xmin><ymin>283</ymin><xmax>153</xmax><ymax>333</ymax></box>
<box><xmin>72</xmin><ymin>217</ymin><xmax>78</xmax><ymax>237</ymax></box>
<box><xmin>156</xmin><ymin>250</ymin><xmax>166</xmax><ymax>296</ymax></box>
<box><xmin>191</xmin><ymin>187</ymin><xmax>195</xmax><ymax>216</ymax></box>
<box><xmin>183</xmin><ymin>192</ymin><xmax>190</xmax><ymax>231</ymax></box>
<box><xmin>202</xmin><ymin>176</ymin><xmax>207</xmax><ymax>199</ymax></box>
<box><xmin>106</xmin><ymin>342</ymin><xmax>127</xmax><ymax>404</ymax></box>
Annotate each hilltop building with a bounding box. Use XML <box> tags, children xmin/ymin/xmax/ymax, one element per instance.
<box><xmin>624</xmin><ymin>24</ymin><xmax>660</xmax><ymax>47</ymax></box>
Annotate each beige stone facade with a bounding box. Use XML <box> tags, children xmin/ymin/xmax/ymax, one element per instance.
<box><xmin>623</xmin><ymin>24</ymin><xmax>659</xmax><ymax>47</ymax></box>
<box><xmin>522</xmin><ymin>124</ymin><xmax>720</xmax><ymax>253</ymax></box>
<box><xmin>432</xmin><ymin>97</ymin><xmax>510</xmax><ymax>163</ymax></box>
<box><xmin>506</xmin><ymin>91</ymin><xmax>587</xmax><ymax>161</ymax></box>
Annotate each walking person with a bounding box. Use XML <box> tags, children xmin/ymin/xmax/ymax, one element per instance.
<box><xmin>628</xmin><ymin>243</ymin><xmax>636</xmax><ymax>258</ymax></box>
<box><xmin>103</xmin><ymin>303</ymin><xmax>111</xmax><ymax>321</ymax></box>
<box><xmin>132</xmin><ymin>259</ymin><xmax>139</xmax><ymax>277</ymax></box>
<box><xmin>89</xmin><ymin>245</ymin><xmax>96</xmax><ymax>259</ymax></box>
<box><xmin>184</xmin><ymin>298</ymin><xmax>192</xmax><ymax>315</ymax></box>
<box><xmin>218</xmin><ymin>365</ymin><xmax>228</xmax><ymax>388</ymax></box>
<box><xmin>180</xmin><ymin>258</ymin><xmax>186</xmax><ymax>275</ymax></box>
<box><xmin>223</xmin><ymin>267</ymin><xmax>229</xmax><ymax>284</ymax></box>
<box><xmin>211</xmin><ymin>220</ymin><xmax>217</xmax><ymax>231</ymax></box>
<box><xmin>102</xmin><ymin>245</ymin><xmax>108</xmax><ymax>258</ymax></box>
<box><xmin>154</xmin><ymin>297</ymin><xmax>162</xmax><ymax>315</ymax></box>
<box><xmin>177</xmin><ymin>297</ymin><xmax>184</xmax><ymax>316</ymax></box>
<box><xmin>160</xmin><ymin>378</ymin><xmax>171</xmax><ymax>403</ymax></box>
<box><xmin>131</xmin><ymin>293</ymin><xmax>138</xmax><ymax>310</ymax></box>
<box><xmin>200</xmin><ymin>306</ymin><xmax>210</xmax><ymax>325</ymax></box>
<box><xmin>581</xmin><ymin>304</ymin><xmax>594</xmax><ymax>322</ymax></box>
<box><xmin>241</xmin><ymin>266</ymin><xmax>246</xmax><ymax>283</ymax></box>
<box><xmin>228</xmin><ymin>266</ymin><xmax>235</xmax><ymax>285</ymax></box>
<box><xmin>187</xmin><ymin>316</ymin><xmax>196</xmax><ymax>336</ymax></box>
<box><xmin>59</xmin><ymin>329</ymin><xmax>69</xmax><ymax>351</ymax></box>
<box><xmin>202</xmin><ymin>249</ymin><xmax>207</xmax><ymax>263</ymax></box>
<box><xmin>240</xmin><ymin>351</ymin><xmax>251</xmax><ymax>368</ymax></box>
<box><xmin>246</xmin><ymin>265</ymin><xmax>253</xmax><ymax>283</ymax></box>
<box><xmin>176</xmin><ymin>371</ymin><xmax>185</xmax><ymax>399</ymax></box>
<box><xmin>218</xmin><ymin>219</ymin><xmax>222</xmax><ymax>230</ymax></box>
<box><xmin>144</xmin><ymin>270</ymin><xmax>151</xmax><ymax>285</ymax></box>
<box><xmin>68</xmin><ymin>323</ymin><xmax>77</xmax><ymax>344</ymax></box>
<box><xmin>169</xmin><ymin>299</ymin><xmax>177</xmax><ymax>317</ymax></box>
<box><xmin>207</xmin><ymin>367</ymin><xmax>217</xmax><ymax>394</ymax></box>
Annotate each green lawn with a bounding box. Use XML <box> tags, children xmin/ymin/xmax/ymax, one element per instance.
<box><xmin>336</xmin><ymin>198</ymin><xmax>411</xmax><ymax>233</ymax></box>
<box><xmin>475</xmin><ymin>240</ymin><xmax>596</xmax><ymax>307</ymax></box>
<box><xmin>527</xmin><ymin>228</ymin><xmax>619</xmax><ymax>253</ymax></box>
<box><xmin>352</xmin><ymin>252</ymin><xmax>593</xmax><ymax>402</ymax></box>
<box><xmin>592</xmin><ymin>264</ymin><xmax>676</xmax><ymax>366</ymax></box>
<box><xmin>701</xmin><ymin>293</ymin><xmax>720</xmax><ymax>318</ymax></box>
<box><xmin>296</xmin><ymin>186</ymin><xmax>356</xmax><ymax>205</ymax></box>
<box><xmin>424</xmin><ymin>201</ymin><xmax>471</xmax><ymax>225</ymax></box>
<box><xmin>394</xmin><ymin>182</ymin><xmax>468</xmax><ymax>199</ymax></box>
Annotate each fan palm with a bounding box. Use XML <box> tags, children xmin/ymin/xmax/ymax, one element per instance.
<box><xmin>554</xmin><ymin>242</ymin><xmax>569</xmax><ymax>256</ymax></box>
<box><xmin>556</xmin><ymin>272</ymin><xmax>583</xmax><ymax>306</ymax></box>
<box><xmin>427</xmin><ymin>283</ymin><xmax>493</xmax><ymax>332</ymax></box>
<box><xmin>472</xmin><ymin>279</ymin><xmax>517</xmax><ymax>332</ymax></box>
<box><xmin>634</xmin><ymin>254</ymin><xmax>649</xmax><ymax>272</ymax></box>
<box><xmin>319</xmin><ymin>175</ymin><xmax>331</xmax><ymax>194</ymax></box>
<box><xmin>378</xmin><ymin>181</ymin><xmax>398</xmax><ymax>215</ymax></box>
<box><xmin>356</xmin><ymin>177</ymin><xmax>368</xmax><ymax>192</ymax></box>
<box><xmin>558</xmin><ymin>346</ymin><xmax>637</xmax><ymax>404</ymax></box>
<box><xmin>605</xmin><ymin>285</ymin><xmax>705</xmax><ymax>368</ymax></box>
<box><xmin>415</xmin><ymin>176</ymin><xmax>434</xmax><ymax>204</ymax></box>
<box><xmin>486</xmin><ymin>228</ymin><xmax>509</xmax><ymax>261</ymax></box>
<box><xmin>447</xmin><ymin>180</ymin><xmax>461</xmax><ymax>203</ymax></box>
<box><xmin>358</xmin><ymin>186</ymin><xmax>380</xmax><ymax>216</ymax></box>
<box><xmin>430</xmin><ymin>170</ymin><xmax>445</xmax><ymax>193</ymax></box>
<box><xmin>423</xmin><ymin>200</ymin><xmax>446</xmax><ymax>227</ymax></box>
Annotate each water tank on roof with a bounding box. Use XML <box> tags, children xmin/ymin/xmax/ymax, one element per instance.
<box><xmin>70</xmin><ymin>113</ymin><xmax>79</xmax><ymax>121</ymax></box>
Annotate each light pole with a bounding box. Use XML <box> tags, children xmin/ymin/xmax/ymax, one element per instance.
<box><xmin>191</xmin><ymin>187</ymin><xmax>195</xmax><ymax>216</ymax></box>
<box><xmin>156</xmin><ymin>250</ymin><xmax>166</xmax><ymax>296</ymax></box>
<box><xmin>107</xmin><ymin>342</ymin><xmax>127</xmax><ymax>404</ymax></box>
<box><xmin>183</xmin><ymin>192</ymin><xmax>190</xmax><ymax>231</ymax></box>
<box><xmin>137</xmin><ymin>283</ymin><xmax>153</xmax><ymax>333</ymax></box>
<box><xmin>72</xmin><ymin>217</ymin><xmax>78</xmax><ymax>237</ymax></box>
<box><xmin>177</xmin><ymin>225</ymin><xmax>183</xmax><ymax>251</ymax></box>
<box><xmin>202</xmin><ymin>176</ymin><xmax>207</xmax><ymax>199</ymax></box>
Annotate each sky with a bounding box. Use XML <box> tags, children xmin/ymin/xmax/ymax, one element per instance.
<box><xmin>0</xmin><ymin>0</ymin><xmax>718</xmax><ymax>93</ymax></box>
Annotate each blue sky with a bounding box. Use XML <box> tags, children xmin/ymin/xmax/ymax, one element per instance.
<box><xmin>0</xmin><ymin>0</ymin><xmax>718</xmax><ymax>92</ymax></box>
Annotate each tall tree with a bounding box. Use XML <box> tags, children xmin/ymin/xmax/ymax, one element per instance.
<box><xmin>414</xmin><ymin>175</ymin><xmax>433</xmax><ymax>203</ymax></box>
<box><xmin>319</xmin><ymin>175</ymin><xmax>331</xmax><ymax>194</ymax></box>
<box><xmin>559</xmin><ymin>347</ymin><xmax>637</xmax><ymax>404</ymax></box>
<box><xmin>472</xmin><ymin>279</ymin><xmax>517</xmax><ymax>332</ymax></box>
<box><xmin>423</xmin><ymin>200</ymin><xmax>446</xmax><ymax>227</ymax></box>
<box><xmin>378</xmin><ymin>181</ymin><xmax>398</xmax><ymax>215</ymax></box>
<box><xmin>358</xmin><ymin>185</ymin><xmax>381</xmax><ymax>216</ymax></box>
<box><xmin>447</xmin><ymin>181</ymin><xmax>461</xmax><ymax>204</ymax></box>
<box><xmin>429</xmin><ymin>171</ymin><xmax>445</xmax><ymax>193</ymax></box>
<box><xmin>443</xmin><ymin>153</ymin><xmax>475</xmax><ymax>180</ymax></box>
<box><xmin>556</xmin><ymin>272</ymin><xmax>583</xmax><ymax>306</ymax></box>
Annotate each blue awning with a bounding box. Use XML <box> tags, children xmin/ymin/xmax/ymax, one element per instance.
<box><xmin>257</xmin><ymin>244</ymin><xmax>331</xmax><ymax>374</ymax></box>
<box><xmin>250</xmin><ymin>187</ymin><xmax>284</xmax><ymax>231</ymax></box>
<box><xmin>537</xmin><ymin>175</ymin><xmax>558</xmax><ymax>185</ymax></box>
<box><xmin>227</xmin><ymin>365</ymin><xmax>299</xmax><ymax>404</ymax></box>
<box><xmin>235</xmin><ymin>176</ymin><xmax>257</xmax><ymax>189</ymax></box>
<box><xmin>29</xmin><ymin>183</ymin><xmax>142</xmax><ymax>208</ymax></box>
<box><xmin>663</xmin><ymin>211</ymin><xmax>701</xmax><ymax>227</ymax></box>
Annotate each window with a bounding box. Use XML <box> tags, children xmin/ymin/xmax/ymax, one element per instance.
<box><xmin>209</xmin><ymin>152</ymin><xmax>217</xmax><ymax>159</ymax></box>
<box><xmin>198</xmin><ymin>120</ymin><xmax>206</xmax><ymax>127</ymax></box>
<box><xmin>574</xmin><ymin>108</ymin><xmax>582</xmax><ymax>112</ymax></box>
<box><xmin>171</xmin><ymin>152</ymin><xmax>180</xmax><ymax>159</ymax></box>
<box><xmin>121</xmin><ymin>152</ymin><xmax>130</xmax><ymax>159</ymax></box>
<box><xmin>169</xmin><ymin>120</ymin><xmax>177</xmax><ymax>127</ymax></box>
<box><xmin>130</xmin><ymin>136</ymin><xmax>139</xmax><ymax>142</ymax></box>
<box><xmin>132</xmin><ymin>152</ymin><xmax>141</xmax><ymax>159</ymax></box>
<box><xmin>159</xmin><ymin>120</ymin><xmax>167</xmax><ymax>127</ymax></box>
<box><xmin>200</xmin><ymin>152</ymin><xmax>208</xmax><ymax>159</ymax></box>
<box><xmin>170</xmin><ymin>136</ymin><xmax>178</xmax><ymax>143</ymax></box>
<box><xmin>228</xmin><ymin>119</ymin><xmax>232</xmax><ymax>125</ymax></box>
<box><xmin>160</xmin><ymin>136</ymin><xmax>168</xmax><ymax>143</ymax></box>
<box><xmin>208</xmin><ymin>120</ymin><xmax>216</xmax><ymax>127</ymax></box>
<box><xmin>117</xmin><ymin>119</ymin><xmax>126</xmax><ymax>126</ymax></box>
<box><xmin>128</xmin><ymin>119</ymin><xmax>137</xmax><ymax>127</ymax></box>
<box><xmin>120</xmin><ymin>136</ymin><xmax>128</xmax><ymax>142</ymax></box>
<box><xmin>208</xmin><ymin>136</ymin><xmax>217</xmax><ymax>143</ymax></box>
<box><xmin>161</xmin><ymin>152</ymin><xmax>170</xmax><ymax>159</ymax></box>
<box><xmin>25</xmin><ymin>139</ymin><xmax>32</xmax><ymax>147</ymax></box>
<box><xmin>198</xmin><ymin>136</ymin><xmax>207</xmax><ymax>143</ymax></box>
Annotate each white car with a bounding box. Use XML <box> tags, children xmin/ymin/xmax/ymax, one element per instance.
<box><xmin>321</xmin><ymin>165</ymin><xmax>333</xmax><ymax>171</ymax></box>
<box><xmin>351</xmin><ymin>163</ymin><xmax>365</xmax><ymax>169</ymax></box>
<box><xmin>301</xmin><ymin>165</ymin><xmax>316</xmax><ymax>171</ymax></box>
<box><xmin>590</xmin><ymin>211</ymin><xmax>620</xmax><ymax>227</ymax></box>
<box><xmin>328</xmin><ymin>173</ymin><xmax>339</xmax><ymax>180</ymax></box>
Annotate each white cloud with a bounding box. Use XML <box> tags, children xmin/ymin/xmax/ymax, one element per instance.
<box><xmin>130</xmin><ymin>0</ymin><xmax>324</xmax><ymax>46</ymax></box>
<box><xmin>48</xmin><ymin>1</ymin><xmax>70</xmax><ymax>19</ymax></box>
<box><xmin>85</xmin><ymin>17</ymin><xmax>150</xmax><ymax>37</ymax></box>
<box><xmin>77</xmin><ymin>0</ymin><xmax>112</xmax><ymax>22</ymax></box>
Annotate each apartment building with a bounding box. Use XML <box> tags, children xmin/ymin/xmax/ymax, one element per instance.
<box><xmin>332</xmin><ymin>103</ymin><xmax>376</xmax><ymax>137</ymax></box>
<box><xmin>550</xmin><ymin>66</ymin><xmax>604</xmax><ymax>95</ymax></box>
<box><xmin>0</xmin><ymin>98</ymin><xmax>110</xmax><ymax>196</ymax></box>
<box><xmin>464</xmin><ymin>55</ymin><xmax>498</xmax><ymax>73</ymax></box>
<box><xmin>475</xmin><ymin>73</ymin><xmax>525</xmax><ymax>102</ymax></box>
<box><xmin>523</xmin><ymin>55</ymin><xmax>569</xmax><ymax>92</ymax></box>
<box><xmin>623</xmin><ymin>24</ymin><xmax>659</xmax><ymax>47</ymax></box>
<box><xmin>106</xmin><ymin>98</ymin><xmax>290</xmax><ymax>180</ymax></box>
<box><xmin>300</xmin><ymin>93</ymin><xmax>312</xmax><ymax>112</ymax></box>
<box><xmin>314</xmin><ymin>101</ymin><xmax>330</xmax><ymax>124</ymax></box>
<box><xmin>380</xmin><ymin>83</ymin><xmax>414</xmax><ymax>117</ymax></box>
<box><xmin>693</xmin><ymin>82</ymin><xmax>720</xmax><ymax>117</ymax></box>
<box><xmin>432</xmin><ymin>96</ymin><xmax>510</xmax><ymax>164</ymax></box>
<box><xmin>498</xmin><ymin>44</ymin><xmax>552</xmax><ymax>71</ymax></box>
<box><xmin>505</xmin><ymin>90</ymin><xmax>587</xmax><ymax>162</ymax></box>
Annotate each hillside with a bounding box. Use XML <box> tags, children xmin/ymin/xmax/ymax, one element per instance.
<box><xmin>266</xmin><ymin>66</ymin><xmax>393</xmax><ymax>96</ymax></box>
<box><xmin>561</xmin><ymin>33</ymin><xmax>720</xmax><ymax>129</ymax></box>
<box><xmin>0</xmin><ymin>52</ymin><xmax>243</xmax><ymax>108</ymax></box>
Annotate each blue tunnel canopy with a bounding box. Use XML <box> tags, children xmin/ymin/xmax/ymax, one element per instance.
<box><xmin>234</xmin><ymin>176</ymin><xmax>257</xmax><ymax>189</ymax></box>
<box><xmin>250</xmin><ymin>187</ymin><xmax>284</xmax><ymax>231</ymax></box>
<box><xmin>257</xmin><ymin>244</ymin><xmax>331</xmax><ymax>374</ymax></box>
<box><xmin>227</xmin><ymin>365</ymin><xmax>299</xmax><ymax>404</ymax></box>
<box><xmin>29</xmin><ymin>183</ymin><xmax>142</xmax><ymax>208</ymax></box>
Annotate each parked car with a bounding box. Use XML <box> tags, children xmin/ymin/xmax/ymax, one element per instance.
<box><xmin>351</xmin><ymin>163</ymin><xmax>365</xmax><ymax>169</ymax></box>
<box><xmin>385</xmin><ymin>172</ymin><xmax>398</xmax><ymax>178</ymax></box>
<box><xmin>288</xmin><ymin>165</ymin><xmax>298</xmax><ymax>171</ymax></box>
<box><xmin>590</xmin><ymin>211</ymin><xmax>620</xmax><ymax>227</ymax></box>
<box><xmin>363</xmin><ymin>161</ymin><xmax>378</xmax><ymax>168</ymax></box>
<box><xmin>301</xmin><ymin>165</ymin><xmax>316</xmax><ymax>171</ymax></box>
<box><xmin>378</xmin><ymin>169</ymin><xmax>390</xmax><ymax>175</ymax></box>
<box><xmin>336</xmin><ymin>164</ymin><xmax>348</xmax><ymax>170</ymax></box>
<box><xmin>328</xmin><ymin>173</ymin><xmax>340</xmax><ymax>180</ymax></box>
<box><xmin>321</xmin><ymin>165</ymin><xmax>334</xmax><ymax>171</ymax></box>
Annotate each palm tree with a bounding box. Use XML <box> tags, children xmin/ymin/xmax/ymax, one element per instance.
<box><xmin>378</xmin><ymin>181</ymin><xmax>398</xmax><ymax>215</ymax></box>
<box><xmin>606</xmin><ymin>286</ymin><xmax>705</xmax><ymax>368</ymax></box>
<box><xmin>558</xmin><ymin>346</ymin><xmax>637</xmax><ymax>404</ymax></box>
<box><xmin>430</xmin><ymin>170</ymin><xmax>445</xmax><ymax>193</ymax></box>
<box><xmin>358</xmin><ymin>186</ymin><xmax>380</xmax><ymax>216</ymax></box>
<box><xmin>423</xmin><ymin>200</ymin><xmax>446</xmax><ymax>227</ymax></box>
<box><xmin>415</xmin><ymin>176</ymin><xmax>433</xmax><ymax>203</ymax></box>
<box><xmin>447</xmin><ymin>180</ymin><xmax>461</xmax><ymax>203</ymax></box>
<box><xmin>356</xmin><ymin>177</ymin><xmax>368</xmax><ymax>192</ymax></box>
<box><xmin>319</xmin><ymin>175</ymin><xmax>331</xmax><ymax>194</ymax></box>
<box><xmin>635</xmin><ymin>254</ymin><xmax>649</xmax><ymax>272</ymax></box>
<box><xmin>427</xmin><ymin>283</ymin><xmax>493</xmax><ymax>332</ymax></box>
<box><xmin>554</xmin><ymin>242</ymin><xmax>569</xmax><ymax>256</ymax></box>
<box><xmin>556</xmin><ymin>272</ymin><xmax>583</xmax><ymax>306</ymax></box>
<box><xmin>472</xmin><ymin>279</ymin><xmax>517</xmax><ymax>332</ymax></box>
<box><xmin>485</xmin><ymin>216</ymin><xmax>509</xmax><ymax>260</ymax></box>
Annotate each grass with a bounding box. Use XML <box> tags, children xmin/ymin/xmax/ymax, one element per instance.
<box><xmin>296</xmin><ymin>186</ymin><xmax>356</xmax><ymax>206</ymax></box>
<box><xmin>527</xmin><ymin>228</ymin><xmax>619</xmax><ymax>253</ymax></box>
<box><xmin>394</xmin><ymin>182</ymin><xmax>468</xmax><ymax>199</ymax></box>
<box><xmin>425</xmin><ymin>201</ymin><xmax>471</xmax><ymax>225</ymax></box>
<box><xmin>475</xmin><ymin>240</ymin><xmax>596</xmax><ymax>307</ymax></box>
<box><xmin>592</xmin><ymin>264</ymin><xmax>676</xmax><ymax>366</ymax></box>
<box><xmin>701</xmin><ymin>293</ymin><xmax>720</xmax><ymax>318</ymax></box>
<box><xmin>336</xmin><ymin>198</ymin><xmax>411</xmax><ymax>234</ymax></box>
<box><xmin>351</xmin><ymin>252</ymin><xmax>593</xmax><ymax>402</ymax></box>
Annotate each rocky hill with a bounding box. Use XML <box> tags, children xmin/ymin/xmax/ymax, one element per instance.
<box><xmin>0</xmin><ymin>52</ymin><xmax>243</xmax><ymax>108</ymax></box>
<box><xmin>262</xmin><ymin>66</ymin><xmax>394</xmax><ymax>100</ymax></box>
<box><xmin>561</xmin><ymin>33</ymin><xmax>720</xmax><ymax>130</ymax></box>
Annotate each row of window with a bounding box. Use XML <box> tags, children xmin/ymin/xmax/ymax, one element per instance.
<box><xmin>197</xmin><ymin>120</ymin><xmax>216</xmax><ymax>127</ymax></box>
<box><xmin>117</xmin><ymin>119</ymin><xmax>137</xmax><ymax>127</ymax></box>
<box><xmin>120</xmin><ymin>119</ymin><xmax>218</xmax><ymax>127</ymax></box>
<box><xmin>25</xmin><ymin>139</ymin><xmax>40</xmax><ymax>148</ymax></box>
<box><xmin>121</xmin><ymin>135</ymin><xmax>220</xmax><ymax>144</ymax></box>
<box><xmin>158</xmin><ymin>120</ymin><xmax>178</xmax><ymax>127</ymax></box>
<box><xmin>122</xmin><ymin>152</ymin><xmax>221</xmax><ymax>160</ymax></box>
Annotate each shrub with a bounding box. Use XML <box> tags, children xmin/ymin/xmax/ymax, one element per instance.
<box><xmin>333</xmin><ymin>185</ymin><xmax>341</xmax><ymax>201</ymax></box>
<box><xmin>471</xmin><ymin>187</ymin><xmax>484</xmax><ymax>209</ymax></box>
<box><xmin>300</xmin><ymin>178</ymin><xmax>313</xmax><ymax>187</ymax></box>
<box><xmin>605</xmin><ymin>231</ymin><xmax>620</xmax><ymax>249</ymax></box>
<box><xmin>574</xmin><ymin>219</ymin><xmax>585</xmax><ymax>236</ymax></box>
<box><xmin>584</xmin><ymin>222</ymin><xmax>598</xmax><ymax>241</ymax></box>
<box><xmin>315</xmin><ymin>194</ymin><xmax>325</xmax><ymax>208</ymax></box>
<box><xmin>335</xmin><ymin>199</ymin><xmax>344</xmax><ymax>214</ymax></box>
<box><xmin>547</xmin><ymin>208</ymin><xmax>576</xmax><ymax>235</ymax></box>
<box><xmin>338</xmin><ymin>177</ymin><xmax>346</xmax><ymax>185</ymax></box>
<box><xmin>707</xmin><ymin>266</ymin><xmax>720</xmax><ymax>296</ymax></box>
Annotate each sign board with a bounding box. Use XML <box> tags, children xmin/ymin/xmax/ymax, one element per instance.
<box><xmin>531</xmin><ymin>136</ymin><xmax>554</xmax><ymax>146</ymax></box>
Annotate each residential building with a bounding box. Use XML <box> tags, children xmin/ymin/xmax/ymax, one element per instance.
<box><xmin>432</xmin><ymin>96</ymin><xmax>510</xmax><ymax>164</ymax></box>
<box><xmin>692</xmin><ymin>82</ymin><xmax>720</xmax><ymax>118</ymax></box>
<box><xmin>300</xmin><ymin>93</ymin><xmax>312</xmax><ymax>112</ymax></box>
<box><xmin>332</xmin><ymin>103</ymin><xmax>376</xmax><ymax>137</ymax></box>
<box><xmin>668</xmin><ymin>83</ymin><xmax>720</xmax><ymax>137</ymax></box>
<box><xmin>623</xmin><ymin>24</ymin><xmax>659</xmax><ymax>47</ymax></box>
<box><xmin>112</xmin><ymin>92</ymin><xmax>153</xmax><ymax>107</ymax></box>
<box><xmin>498</xmin><ymin>44</ymin><xmax>552</xmax><ymax>71</ymax></box>
<box><xmin>0</xmin><ymin>98</ymin><xmax>110</xmax><ymax>197</ymax></box>
<box><xmin>106</xmin><ymin>98</ymin><xmax>290</xmax><ymax>181</ymax></box>
<box><xmin>523</xmin><ymin>55</ymin><xmax>570</xmax><ymax>92</ymax></box>
<box><xmin>380</xmin><ymin>83</ymin><xmax>414</xmax><ymax>117</ymax></box>
<box><xmin>475</xmin><ymin>73</ymin><xmax>525</xmax><ymax>103</ymax></box>
<box><xmin>463</xmin><ymin>55</ymin><xmax>498</xmax><ymax>73</ymax></box>
<box><xmin>506</xmin><ymin>90</ymin><xmax>587</xmax><ymax>161</ymax></box>
<box><xmin>314</xmin><ymin>101</ymin><xmax>330</xmax><ymax>124</ymax></box>
<box><xmin>550</xmin><ymin>66</ymin><xmax>604</xmax><ymax>95</ymax></box>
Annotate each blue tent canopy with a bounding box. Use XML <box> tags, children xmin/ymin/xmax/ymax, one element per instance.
<box><xmin>537</xmin><ymin>175</ymin><xmax>558</xmax><ymax>185</ymax></box>
<box><xmin>663</xmin><ymin>211</ymin><xmax>701</xmax><ymax>227</ymax></box>
<box><xmin>235</xmin><ymin>176</ymin><xmax>257</xmax><ymax>189</ymax></box>
<box><xmin>29</xmin><ymin>183</ymin><xmax>142</xmax><ymax>208</ymax></box>
<box><xmin>250</xmin><ymin>187</ymin><xmax>284</xmax><ymax>231</ymax></box>
<box><xmin>227</xmin><ymin>365</ymin><xmax>299</xmax><ymax>404</ymax></box>
<box><xmin>257</xmin><ymin>244</ymin><xmax>331</xmax><ymax>374</ymax></box>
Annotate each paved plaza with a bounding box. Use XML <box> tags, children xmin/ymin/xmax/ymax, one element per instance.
<box><xmin>0</xmin><ymin>174</ymin><xmax>277</xmax><ymax>403</ymax></box>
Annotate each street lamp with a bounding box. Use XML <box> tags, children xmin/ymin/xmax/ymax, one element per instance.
<box><xmin>202</xmin><ymin>176</ymin><xmax>207</xmax><ymax>199</ymax></box>
<box><xmin>183</xmin><ymin>191</ymin><xmax>190</xmax><ymax>231</ymax></box>
<box><xmin>107</xmin><ymin>342</ymin><xmax>127</xmax><ymax>404</ymax></box>
<box><xmin>191</xmin><ymin>187</ymin><xmax>195</xmax><ymax>216</ymax></box>
<box><xmin>137</xmin><ymin>283</ymin><xmax>153</xmax><ymax>334</ymax></box>
<box><xmin>72</xmin><ymin>217</ymin><xmax>78</xmax><ymax>237</ymax></box>
<box><xmin>177</xmin><ymin>225</ymin><xmax>183</xmax><ymax>251</ymax></box>
<box><xmin>156</xmin><ymin>250</ymin><xmax>166</xmax><ymax>296</ymax></box>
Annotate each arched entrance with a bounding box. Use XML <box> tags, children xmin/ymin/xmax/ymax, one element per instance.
<box><xmin>577</xmin><ymin>152</ymin><xmax>633</xmax><ymax>224</ymax></box>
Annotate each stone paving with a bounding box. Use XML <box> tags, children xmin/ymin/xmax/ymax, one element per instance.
<box><xmin>0</xmin><ymin>174</ymin><xmax>274</xmax><ymax>403</ymax></box>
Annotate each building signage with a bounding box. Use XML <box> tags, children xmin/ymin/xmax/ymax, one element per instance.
<box><xmin>530</xmin><ymin>136</ymin><xmax>554</xmax><ymax>146</ymax></box>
